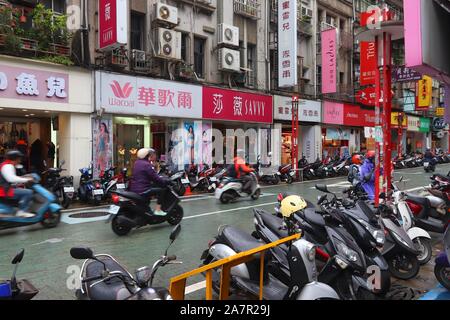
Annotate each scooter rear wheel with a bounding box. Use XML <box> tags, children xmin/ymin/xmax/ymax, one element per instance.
<box><xmin>414</xmin><ymin>237</ymin><xmax>432</xmax><ymax>265</ymax></box>
<box><xmin>251</xmin><ymin>189</ymin><xmax>261</xmax><ymax>200</ymax></box>
<box><xmin>167</xmin><ymin>205</ymin><xmax>184</xmax><ymax>226</ymax></box>
<box><xmin>388</xmin><ymin>253</ymin><xmax>420</xmax><ymax>280</ymax></box>
<box><xmin>111</xmin><ymin>216</ymin><xmax>132</xmax><ymax>236</ymax></box>
<box><xmin>41</xmin><ymin>211</ymin><xmax>61</xmax><ymax>228</ymax></box>
<box><xmin>286</xmin><ymin>176</ymin><xmax>294</xmax><ymax>184</ymax></box>
<box><xmin>434</xmin><ymin>264</ymin><xmax>450</xmax><ymax>290</ymax></box>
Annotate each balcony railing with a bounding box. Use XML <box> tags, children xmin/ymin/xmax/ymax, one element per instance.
<box><xmin>317</xmin><ymin>84</ymin><xmax>355</xmax><ymax>103</ymax></box>
<box><xmin>297</xmin><ymin>18</ymin><xmax>313</xmax><ymax>37</ymax></box>
<box><xmin>234</xmin><ymin>0</ymin><xmax>260</xmax><ymax>20</ymax></box>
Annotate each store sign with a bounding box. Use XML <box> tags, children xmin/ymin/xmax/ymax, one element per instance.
<box><xmin>356</xmin><ymin>86</ymin><xmax>376</xmax><ymax>106</ymax></box>
<box><xmin>96</xmin><ymin>71</ymin><xmax>202</xmax><ymax>119</ymax></box>
<box><xmin>321</xmin><ymin>28</ymin><xmax>337</xmax><ymax>94</ymax></box>
<box><xmin>99</xmin><ymin>0</ymin><xmax>128</xmax><ymax>50</ymax></box>
<box><xmin>278</xmin><ymin>0</ymin><xmax>297</xmax><ymax>88</ymax></box>
<box><xmin>326</xmin><ymin>128</ymin><xmax>350</xmax><ymax>140</ymax></box>
<box><xmin>407</xmin><ymin>116</ymin><xmax>421</xmax><ymax>132</ymax></box>
<box><xmin>360</xmin><ymin>42</ymin><xmax>376</xmax><ymax>86</ymax></box>
<box><xmin>392</xmin><ymin>66</ymin><xmax>422</xmax><ymax>83</ymax></box>
<box><xmin>436</xmin><ymin>107</ymin><xmax>445</xmax><ymax>117</ymax></box>
<box><xmin>323</xmin><ymin>101</ymin><xmax>343</xmax><ymax>125</ymax></box>
<box><xmin>0</xmin><ymin>64</ymin><xmax>69</xmax><ymax>103</ymax></box>
<box><xmin>343</xmin><ymin>105</ymin><xmax>375</xmax><ymax>127</ymax></box>
<box><xmin>432</xmin><ymin>118</ymin><xmax>446</xmax><ymax>131</ymax></box>
<box><xmin>391</xmin><ymin>112</ymin><xmax>408</xmax><ymax>128</ymax></box>
<box><xmin>375</xmin><ymin>126</ymin><xmax>383</xmax><ymax>143</ymax></box>
<box><xmin>416</xmin><ymin>75</ymin><xmax>432</xmax><ymax>110</ymax></box>
<box><xmin>419</xmin><ymin>117</ymin><xmax>431</xmax><ymax>133</ymax></box>
<box><xmin>203</xmin><ymin>86</ymin><xmax>273</xmax><ymax>124</ymax></box>
<box><xmin>274</xmin><ymin>96</ymin><xmax>321</xmax><ymax>122</ymax></box>
<box><xmin>364</xmin><ymin>127</ymin><xmax>376</xmax><ymax>139</ymax></box>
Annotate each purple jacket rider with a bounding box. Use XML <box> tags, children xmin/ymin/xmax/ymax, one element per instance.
<box><xmin>359</xmin><ymin>158</ymin><xmax>375</xmax><ymax>200</ymax></box>
<box><xmin>129</xmin><ymin>159</ymin><xmax>168</xmax><ymax>195</ymax></box>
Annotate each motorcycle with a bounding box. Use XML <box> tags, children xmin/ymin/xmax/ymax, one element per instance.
<box><xmin>183</xmin><ymin>165</ymin><xmax>216</xmax><ymax>193</ymax></box>
<box><xmin>42</xmin><ymin>160</ymin><xmax>75</xmax><ymax>209</ymax></box>
<box><xmin>107</xmin><ymin>185</ymin><xmax>184</xmax><ymax>236</ymax></box>
<box><xmin>0</xmin><ymin>174</ymin><xmax>61</xmax><ymax>230</ymax></box>
<box><xmin>71</xmin><ymin>224</ymin><xmax>182</xmax><ymax>300</ymax></box>
<box><xmin>215</xmin><ymin>171</ymin><xmax>261</xmax><ymax>204</ymax></box>
<box><xmin>0</xmin><ymin>249</ymin><xmax>39</xmax><ymax>300</ymax></box>
<box><xmin>200</xmin><ymin>221</ymin><xmax>340</xmax><ymax>300</ymax></box>
<box><xmin>423</xmin><ymin>159</ymin><xmax>436</xmax><ymax>173</ymax></box>
<box><xmin>101</xmin><ymin>167</ymin><xmax>128</xmax><ymax>201</ymax></box>
<box><xmin>255</xmin><ymin>156</ymin><xmax>280</xmax><ymax>185</ymax></box>
<box><xmin>278</xmin><ymin>164</ymin><xmax>295</xmax><ymax>184</ymax></box>
<box><xmin>434</xmin><ymin>226</ymin><xmax>450</xmax><ymax>290</ymax></box>
<box><xmin>78</xmin><ymin>165</ymin><xmax>104</xmax><ymax>206</ymax></box>
<box><xmin>332</xmin><ymin>157</ymin><xmax>351</xmax><ymax>177</ymax></box>
<box><xmin>207</xmin><ymin>166</ymin><xmax>227</xmax><ymax>193</ymax></box>
<box><xmin>169</xmin><ymin>170</ymin><xmax>188</xmax><ymax>196</ymax></box>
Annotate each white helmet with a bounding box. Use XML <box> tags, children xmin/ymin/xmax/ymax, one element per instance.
<box><xmin>137</xmin><ymin>148</ymin><xmax>155</xmax><ymax>160</ymax></box>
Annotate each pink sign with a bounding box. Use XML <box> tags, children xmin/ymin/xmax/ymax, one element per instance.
<box><xmin>0</xmin><ymin>64</ymin><xmax>69</xmax><ymax>103</ymax></box>
<box><xmin>404</xmin><ymin>0</ymin><xmax>423</xmax><ymax>69</ymax></box>
<box><xmin>321</xmin><ymin>28</ymin><xmax>337</xmax><ymax>94</ymax></box>
<box><xmin>203</xmin><ymin>87</ymin><xmax>273</xmax><ymax>124</ymax></box>
<box><xmin>99</xmin><ymin>0</ymin><xmax>118</xmax><ymax>50</ymax></box>
<box><xmin>323</xmin><ymin>101</ymin><xmax>343</xmax><ymax>125</ymax></box>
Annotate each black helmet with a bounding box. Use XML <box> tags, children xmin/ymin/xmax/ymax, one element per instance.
<box><xmin>5</xmin><ymin>150</ymin><xmax>24</xmax><ymax>160</ymax></box>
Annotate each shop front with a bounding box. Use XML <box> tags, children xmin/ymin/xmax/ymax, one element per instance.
<box><xmin>274</xmin><ymin>95</ymin><xmax>322</xmax><ymax>165</ymax></box>
<box><xmin>406</xmin><ymin>116</ymin><xmax>431</xmax><ymax>153</ymax></box>
<box><xmin>0</xmin><ymin>55</ymin><xmax>92</xmax><ymax>182</ymax></box>
<box><xmin>322</xmin><ymin>101</ymin><xmax>350</xmax><ymax>158</ymax></box>
<box><xmin>342</xmin><ymin>104</ymin><xmax>375</xmax><ymax>154</ymax></box>
<box><xmin>391</xmin><ymin>112</ymin><xmax>408</xmax><ymax>157</ymax></box>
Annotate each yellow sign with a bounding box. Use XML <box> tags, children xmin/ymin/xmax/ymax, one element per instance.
<box><xmin>417</xmin><ymin>75</ymin><xmax>432</xmax><ymax>109</ymax></box>
<box><xmin>436</xmin><ymin>107</ymin><xmax>445</xmax><ymax>117</ymax></box>
<box><xmin>391</xmin><ymin>112</ymin><xmax>407</xmax><ymax>128</ymax></box>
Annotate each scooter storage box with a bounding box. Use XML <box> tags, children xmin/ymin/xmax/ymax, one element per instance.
<box><xmin>0</xmin><ymin>281</ymin><xmax>12</xmax><ymax>299</ymax></box>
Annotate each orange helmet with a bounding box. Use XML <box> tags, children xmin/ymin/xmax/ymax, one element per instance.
<box><xmin>352</xmin><ymin>154</ymin><xmax>363</xmax><ymax>165</ymax></box>
<box><xmin>366</xmin><ymin>150</ymin><xmax>376</xmax><ymax>159</ymax></box>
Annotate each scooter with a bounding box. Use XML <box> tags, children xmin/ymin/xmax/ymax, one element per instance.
<box><xmin>107</xmin><ymin>185</ymin><xmax>184</xmax><ymax>236</ymax></box>
<box><xmin>207</xmin><ymin>166</ymin><xmax>227</xmax><ymax>193</ymax></box>
<box><xmin>215</xmin><ymin>171</ymin><xmax>261</xmax><ymax>204</ymax></box>
<box><xmin>201</xmin><ymin>222</ymin><xmax>340</xmax><ymax>300</ymax></box>
<box><xmin>71</xmin><ymin>225</ymin><xmax>182</xmax><ymax>300</ymax></box>
<box><xmin>101</xmin><ymin>167</ymin><xmax>128</xmax><ymax>201</ymax></box>
<box><xmin>0</xmin><ymin>249</ymin><xmax>39</xmax><ymax>300</ymax></box>
<box><xmin>278</xmin><ymin>164</ymin><xmax>295</xmax><ymax>184</ymax></box>
<box><xmin>78</xmin><ymin>165</ymin><xmax>104</xmax><ymax>206</ymax></box>
<box><xmin>0</xmin><ymin>174</ymin><xmax>61</xmax><ymax>230</ymax></box>
<box><xmin>434</xmin><ymin>226</ymin><xmax>450</xmax><ymax>290</ymax></box>
<box><xmin>42</xmin><ymin>160</ymin><xmax>75</xmax><ymax>209</ymax></box>
<box><xmin>255</xmin><ymin>155</ymin><xmax>280</xmax><ymax>185</ymax></box>
<box><xmin>423</xmin><ymin>159</ymin><xmax>436</xmax><ymax>173</ymax></box>
<box><xmin>169</xmin><ymin>170</ymin><xmax>188</xmax><ymax>196</ymax></box>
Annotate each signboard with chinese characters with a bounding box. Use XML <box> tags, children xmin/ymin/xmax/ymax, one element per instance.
<box><xmin>356</xmin><ymin>86</ymin><xmax>376</xmax><ymax>106</ymax></box>
<box><xmin>360</xmin><ymin>42</ymin><xmax>376</xmax><ymax>86</ymax></box>
<box><xmin>407</xmin><ymin>116</ymin><xmax>421</xmax><ymax>132</ymax></box>
<box><xmin>416</xmin><ymin>75</ymin><xmax>432</xmax><ymax>110</ymax></box>
<box><xmin>436</xmin><ymin>107</ymin><xmax>445</xmax><ymax>117</ymax></box>
<box><xmin>99</xmin><ymin>0</ymin><xmax>128</xmax><ymax>50</ymax></box>
<box><xmin>202</xmin><ymin>86</ymin><xmax>273</xmax><ymax>124</ymax></box>
<box><xmin>274</xmin><ymin>96</ymin><xmax>321</xmax><ymax>122</ymax></box>
<box><xmin>343</xmin><ymin>104</ymin><xmax>375</xmax><ymax>127</ymax></box>
<box><xmin>323</xmin><ymin>101</ymin><xmax>343</xmax><ymax>125</ymax></box>
<box><xmin>0</xmin><ymin>64</ymin><xmax>69</xmax><ymax>103</ymax></box>
<box><xmin>392</xmin><ymin>66</ymin><xmax>422</xmax><ymax>83</ymax></box>
<box><xmin>278</xmin><ymin>0</ymin><xmax>297</xmax><ymax>88</ymax></box>
<box><xmin>321</xmin><ymin>28</ymin><xmax>337</xmax><ymax>94</ymax></box>
<box><xmin>95</xmin><ymin>71</ymin><xmax>202</xmax><ymax>119</ymax></box>
<box><xmin>391</xmin><ymin>112</ymin><xmax>408</xmax><ymax>128</ymax></box>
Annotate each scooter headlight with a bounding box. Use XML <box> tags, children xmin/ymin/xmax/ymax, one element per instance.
<box><xmin>335</xmin><ymin>240</ymin><xmax>359</xmax><ymax>263</ymax></box>
<box><xmin>374</xmin><ymin>230</ymin><xmax>385</xmax><ymax>246</ymax></box>
<box><xmin>305</xmin><ymin>243</ymin><xmax>316</xmax><ymax>261</ymax></box>
<box><xmin>335</xmin><ymin>256</ymin><xmax>349</xmax><ymax>269</ymax></box>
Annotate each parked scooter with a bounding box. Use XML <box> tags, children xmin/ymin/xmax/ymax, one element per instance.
<box><xmin>107</xmin><ymin>184</ymin><xmax>184</xmax><ymax>236</ymax></box>
<box><xmin>207</xmin><ymin>165</ymin><xmax>227</xmax><ymax>193</ymax></box>
<box><xmin>0</xmin><ymin>249</ymin><xmax>39</xmax><ymax>300</ymax></box>
<box><xmin>101</xmin><ymin>167</ymin><xmax>128</xmax><ymax>201</ymax></box>
<box><xmin>42</xmin><ymin>160</ymin><xmax>75</xmax><ymax>209</ymax></box>
<box><xmin>215</xmin><ymin>171</ymin><xmax>261</xmax><ymax>204</ymax></box>
<box><xmin>169</xmin><ymin>170</ymin><xmax>188</xmax><ymax>196</ymax></box>
<box><xmin>183</xmin><ymin>165</ymin><xmax>215</xmax><ymax>193</ymax></box>
<box><xmin>70</xmin><ymin>225</ymin><xmax>182</xmax><ymax>300</ymax></box>
<box><xmin>0</xmin><ymin>174</ymin><xmax>61</xmax><ymax>230</ymax></box>
<box><xmin>423</xmin><ymin>159</ymin><xmax>436</xmax><ymax>173</ymax></box>
<box><xmin>78</xmin><ymin>164</ymin><xmax>104</xmax><ymax>206</ymax></box>
<box><xmin>278</xmin><ymin>164</ymin><xmax>295</xmax><ymax>184</ymax></box>
<box><xmin>255</xmin><ymin>155</ymin><xmax>280</xmax><ymax>185</ymax></box>
<box><xmin>434</xmin><ymin>226</ymin><xmax>450</xmax><ymax>290</ymax></box>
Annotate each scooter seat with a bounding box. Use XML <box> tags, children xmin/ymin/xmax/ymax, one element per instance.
<box><xmin>406</xmin><ymin>194</ymin><xmax>431</xmax><ymax>207</ymax></box>
<box><xmin>84</xmin><ymin>256</ymin><xmax>134</xmax><ymax>300</ymax></box>
<box><xmin>114</xmin><ymin>190</ymin><xmax>148</xmax><ymax>205</ymax></box>
<box><xmin>304</xmin><ymin>209</ymin><xmax>326</xmax><ymax>228</ymax></box>
<box><xmin>221</xmin><ymin>226</ymin><xmax>263</xmax><ymax>253</ymax></box>
<box><xmin>434</xmin><ymin>174</ymin><xmax>449</xmax><ymax>181</ymax></box>
<box><xmin>259</xmin><ymin>211</ymin><xmax>288</xmax><ymax>239</ymax></box>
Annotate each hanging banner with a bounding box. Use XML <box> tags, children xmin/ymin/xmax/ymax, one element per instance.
<box><xmin>99</xmin><ymin>0</ymin><xmax>128</xmax><ymax>51</ymax></box>
<box><xmin>419</xmin><ymin>118</ymin><xmax>431</xmax><ymax>133</ymax></box>
<box><xmin>323</xmin><ymin>101</ymin><xmax>344</xmax><ymax>125</ymax></box>
<box><xmin>356</xmin><ymin>86</ymin><xmax>376</xmax><ymax>106</ymax></box>
<box><xmin>321</xmin><ymin>28</ymin><xmax>337</xmax><ymax>94</ymax></box>
<box><xmin>360</xmin><ymin>42</ymin><xmax>376</xmax><ymax>86</ymax></box>
<box><xmin>416</xmin><ymin>75</ymin><xmax>432</xmax><ymax>110</ymax></box>
<box><xmin>278</xmin><ymin>0</ymin><xmax>297</xmax><ymax>88</ymax></box>
<box><xmin>392</xmin><ymin>66</ymin><xmax>422</xmax><ymax>83</ymax></box>
<box><xmin>391</xmin><ymin>112</ymin><xmax>408</xmax><ymax>128</ymax></box>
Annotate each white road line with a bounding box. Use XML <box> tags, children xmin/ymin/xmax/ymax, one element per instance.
<box><xmin>183</xmin><ymin>202</ymin><xmax>278</xmax><ymax>220</ymax></box>
<box><xmin>185</xmin><ymin>281</ymin><xmax>207</xmax><ymax>295</ymax></box>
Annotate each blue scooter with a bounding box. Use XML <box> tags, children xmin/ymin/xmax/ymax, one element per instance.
<box><xmin>0</xmin><ymin>174</ymin><xmax>62</xmax><ymax>231</ymax></box>
<box><xmin>434</xmin><ymin>226</ymin><xmax>450</xmax><ymax>290</ymax></box>
<box><xmin>77</xmin><ymin>165</ymin><xmax>104</xmax><ymax>206</ymax></box>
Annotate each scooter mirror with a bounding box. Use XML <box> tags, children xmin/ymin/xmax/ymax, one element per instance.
<box><xmin>70</xmin><ymin>247</ymin><xmax>95</xmax><ymax>260</ymax></box>
<box><xmin>317</xmin><ymin>194</ymin><xmax>327</xmax><ymax>205</ymax></box>
<box><xmin>169</xmin><ymin>224</ymin><xmax>181</xmax><ymax>242</ymax></box>
<box><xmin>315</xmin><ymin>185</ymin><xmax>329</xmax><ymax>193</ymax></box>
<box><xmin>11</xmin><ymin>249</ymin><xmax>25</xmax><ymax>265</ymax></box>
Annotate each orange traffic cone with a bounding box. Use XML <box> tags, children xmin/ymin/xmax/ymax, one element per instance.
<box><xmin>185</xmin><ymin>185</ymin><xmax>193</xmax><ymax>196</ymax></box>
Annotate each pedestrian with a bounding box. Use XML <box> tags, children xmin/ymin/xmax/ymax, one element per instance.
<box><xmin>47</xmin><ymin>141</ymin><xmax>56</xmax><ymax>168</ymax></box>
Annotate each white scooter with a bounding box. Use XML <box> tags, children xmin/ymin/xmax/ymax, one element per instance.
<box><xmin>215</xmin><ymin>171</ymin><xmax>261</xmax><ymax>204</ymax></box>
<box><xmin>392</xmin><ymin>179</ymin><xmax>433</xmax><ymax>265</ymax></box>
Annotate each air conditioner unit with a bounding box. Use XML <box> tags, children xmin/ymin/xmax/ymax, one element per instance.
<box><xmin>218</xmin><ymin>24</ymin><xmax>239</xmax><ymax>47</ymax></box>
<box><xmin>157</xmin><ymin>28</ymin><xmax>181</xmax><ymax>60</ymax></box>
<box><xmin>302</xmin><ymin>7</ymin><xmax>313</xmax><ymax>18</ymax></box>
<box><xmin>156</xmin><ymin>2</ymin><xmax>178</xmax><ymax>25</ymax></box>
<box><xmin>132</xmin><ymin>49</ymin><xmax>146</xmax><ymax>63</ymax></box>
<box><xmin>218</xmin><ymin>48</ymin><xmax>240</xmax><ymax>72</ymax></box>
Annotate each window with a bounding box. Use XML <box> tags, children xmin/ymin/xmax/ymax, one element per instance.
<box><xmin>247</xmin><ymin>44</ymin><xmax>256</xmax><ymax>86</ymax></box>
<box><xmin>194</xmin><ymin>37</ymin><xmax>206</xmax><ymax>79</ymax></box>
<box><xmin>43</xmin><ymin>0</ymin><xmax>65</xmax><ymax>14</ymax></box>
<box><xmin>339</xmin><ymin>72</ymin><xmax>345</xmax><ymax>84</ymax></box>
<box><xmin>130</xmin><ymin>12</ymin><xmax>145</xmax><ymax>51</ymax></box>
<box><xmin>181</xmin><ymin>33</ymin><xmax>189</xmax><ymax>62</ymax></box>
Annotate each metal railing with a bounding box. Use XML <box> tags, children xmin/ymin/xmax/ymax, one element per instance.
<box><xmin>169</xmin><ymin>234</ymin><xmax>300</xmax><ymax>300</ymax></box>
<box><xmin>234</xmin><ymin>0</ymin><xmax>260</xmax><ymax>20</ymax></box>
<box><xmin>298</xmin><ymin>18</ymin><xmax>313</xmax><ymax>37</ymax></box>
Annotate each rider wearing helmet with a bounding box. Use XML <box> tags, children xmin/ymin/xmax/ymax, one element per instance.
<box><xmin>129</xmin><ymin>148</ymin><xmax>171</xmax><ymax>216</ymax></box>
<box><xmin>228</xmin><ymin>149</ymin><xmax>255</xmax><ymax>194</ymax></box>
<box><xmin>348</xmin><ymin>154</ymin><xmax>363</xmax><ymax>185</ymax></box>
<box><xmin>0</xmin><ymin>150</ymin><xmax>35</xmax><ymax>217</ymax></box>
<box><xmin>424</xmin><ymin>148</ymin><xmax>435</xmax><ymax>165</ymax></box>
<box><xmin>359</xmin><ymin>150</ymin><xmax>376</xmax><ymax>200</ymax></box>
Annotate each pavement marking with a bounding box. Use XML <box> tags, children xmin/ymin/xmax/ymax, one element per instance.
<box><xmin>185</xmin><ymin>281</ymin><xmax>207</xmax><ymax>295</ymax></box>
<box><xmin>32</xmin><ymin>238</ymin><xmax>64</xmax><ymax>246</ymax></box>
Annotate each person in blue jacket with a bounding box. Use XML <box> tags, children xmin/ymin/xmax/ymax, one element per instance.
<box><xmin>359</xmin><ymin>150</ymin><xmax>376</xmax><ymax>200</ymax></box>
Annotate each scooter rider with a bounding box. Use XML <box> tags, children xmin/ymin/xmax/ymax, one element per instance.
<box><xmin>129</xmin><ymin>148</ymin><xmax>171</xmax><ymax>216</ymax></box>
<box><xmin>0</xmin><ymin>150</ymin><xmax>35</xmax><ymax>218</ymax></box>
<box><xmin>359</xmin><ymin>150</ymin><xmax>376</xmax><ymax>200</ymax></box>
<box><xmin>348</xmin><ymin>154</ymin><xmax>363</xmax><ymax>186</ymax></box>
<box><xmin>424</xmin><ymin>148</ymin><xmax>435</xmax><ymax>165</ymax></box>
<box><xmin>228</xmin><ymin>149</ymin><xmax>255</xmax><ymax>194</ymax></box>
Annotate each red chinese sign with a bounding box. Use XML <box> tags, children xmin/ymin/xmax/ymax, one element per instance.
<box><xmin>360</xmin><ymin>42</ymin><xmax>377</xmax><ymax>86</ymax></box>
<box><xmin>343</xmin><ymin>104</ymin><xmax>375</xmax><ymax>127</ymax></box>
<box><xmin>99</xmin><ymin>0</ymin><xmax>127</xmax><ymax>50</ymax></box>
<box><xmin>356</xmin><ymin>86</ymin><xmax>377</xmax><ymax>106</ymax></box>
<box><xmin>202</xmin><ymin>87</ymin><xmax>273</xmax><ymax>124</ymax></box>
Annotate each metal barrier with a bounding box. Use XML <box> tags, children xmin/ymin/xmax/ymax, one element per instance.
<box><xmin>169</xmin><ymin>233</ymin><xmax>300</xmax><ymax>300</ymax></box>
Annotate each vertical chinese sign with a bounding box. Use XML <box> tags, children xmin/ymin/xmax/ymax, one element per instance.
<box><xmin>99</xmin><ymin>0</ymin><xmax>128</xmax><ymax>50</ymax></box>
<box><xmin>360</xmin><ymin>42</ymin><xmax>376</xmax><ymax>86</ymax></box>
<box><xmin>416</xmin><ymin>75</ymin><xmax>432</xmax><ymax>110</ymax></box>
<box><xmin>278</xmin><ymin>0</ymin><xmax>297</xmax><ymax>88</ymax></box>
<box><xmin>321</xmin><ymin>28</ymin><xmax>337</xmax><ymax>94</ymax></box>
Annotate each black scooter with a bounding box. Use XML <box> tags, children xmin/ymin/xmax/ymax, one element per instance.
<box><xmin>107</xmin><ymin>185</ymin><xmax>184</xmax><ymax>236</ymax></box>
<box><xmin>42</xmin><ymin>160</ymin><xmax>75</xmax><ymax>209</ymax></box>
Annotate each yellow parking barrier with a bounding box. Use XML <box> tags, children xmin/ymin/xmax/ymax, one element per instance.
<box><xmin>169</xmin><ymin>233</ymin><xmax>300</xmax><ymax>300</ymax></box>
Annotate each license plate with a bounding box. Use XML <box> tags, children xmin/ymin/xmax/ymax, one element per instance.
<box><xmin>64</xmin><ymin>187</ymin><xmax>75</xmax><ymax>193</ymax></box>
<box><xmin>424</xmin><ymin>163</ymin><xmax>429</xmax><ymax>166</ymax></box>
<box><xmin>93</xmin><ymin>189</ymin><xmax>104</xmax><ymax>196</ymax></box>
<box><xmin>116</xmin><ymin>184</ymin><xmax>126</xmax><ymax>189</ymax></box>
<box><xmin>181</xmin><ymin>179</ymin><xmax>189</xmax><ymax>184</ymax></box>
<box><xmin>210</xmin><ymin>177</ymin><xmax>217</xmax><ymax>182</ymax></box>
<box><xmin>289</xmin><ymin>171</ymin><xmax>295</xmax><ymax>176</ymax></box>
<box><xmin>109</xmin><ymin>205</ymin><xmax>120</xmax><ymax>215</ymax></box>
<box><xmin>276</xmin><ymin>172</ymin><xmax>281</xmax><ymax>175</ymax></box>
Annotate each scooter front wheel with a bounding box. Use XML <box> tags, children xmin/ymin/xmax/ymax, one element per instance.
<box><xmin>387</xmin><ymin>253</ymin><xmax>420</xmax><ymax>280</ymax></box>
<box><xmin>414</xmin><ymin>237</ymin><xmax>432</xmax><ymax>265</ymax></box>
<box><xmin>111</xmin><ymin>216</ymin><xmax>132</xmax><ymax>236</ymax></box>
<box><xmin>286</xmin><ymin>176</ymin><xmax>294</xmax><ymax>184</ymax></box>
<box><xmin>434</xmin><ymin>264</ymin><xmax>450</xmax><ymax>290</ymax></box>
<box><xmin>41</xmin><ymin>211</ymin><xmax>61</xmax><ymax>228</ymax></box>
<box><xmin>167</xmin><ymin>205</ymin><xmax>184</xmax><ymax>225</ymax></box>
<box><xmin>251</xmin><ymin>189</ymin><xmax>261</xmax><ymax>200</ymax></box>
